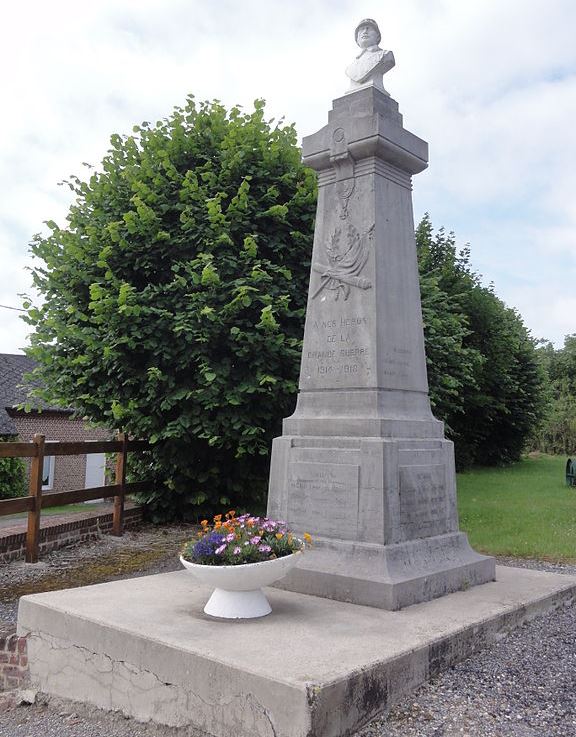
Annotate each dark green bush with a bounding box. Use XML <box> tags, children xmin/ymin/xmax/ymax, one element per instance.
<box><xmin>0</xmin><ymin>437</ymin><xmax>27</xmax><ymax>500</ymax></box>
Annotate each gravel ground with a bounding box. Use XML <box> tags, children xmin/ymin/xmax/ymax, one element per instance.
<box><xmin>0</xmin><ymin>524</ymin><xmax>191</xmax><ymax>625</ymax></box>
<box><xmin>1</xmin><ymin>532</ymin><xmax>575</xmax><ymax>737</ymax></box>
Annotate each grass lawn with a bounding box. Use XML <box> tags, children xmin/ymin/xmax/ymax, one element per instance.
<box><xmin>0</xmin><ymin>502</ymin><xmax>110</xmax><ymax>525</ymax></box>
<box><xmin>457</xmin><ymin>454</ymin><xmax>576</xmax><ymax>561</ymax></box>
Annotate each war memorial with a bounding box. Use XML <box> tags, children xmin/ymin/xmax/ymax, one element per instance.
<box><xmin>16</xmin><ymin>20</ymin><xmax>576</xmax><ymax>737</ymax></box>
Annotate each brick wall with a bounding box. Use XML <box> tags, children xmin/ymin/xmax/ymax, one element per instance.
<box><xmin>0</xmin><ymin>505</ymin><xmax>143</xmax><ymax>564</ymax></box>
<box><xmin>10</xmin><ymin>411</ymin><xmax>112</xmax><ymax>494</ymax></box>
<box><xmin>0</xmin><ymin>625</ymin><xmax>28</xmax><ymax>692</ymax></box>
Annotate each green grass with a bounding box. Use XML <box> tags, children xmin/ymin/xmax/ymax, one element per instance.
<box><xmin>41</xmin><ymin>504</ymin><xmax>110</xmax><ymax>516</ymax></box>
<box><xmin>457</xmin><ymin>454</ymin><xmax>576</xmax><ymax>561</ymax></box>
<box><xmin>0</xmin><ymin>503</ymin><xmax>110</xmax><ymax>524</ymax></box>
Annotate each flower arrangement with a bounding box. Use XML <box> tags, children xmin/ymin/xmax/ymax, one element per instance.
<box><xmin>181</xmin><ymin>511</ymin><xmax>312</xmax><ymax>566</ymax></box>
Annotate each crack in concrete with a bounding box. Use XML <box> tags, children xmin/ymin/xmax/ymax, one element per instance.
<box><xmin>27</xmin><ymin>630</ymin><xmax>281</xmax><ymax>736</ymax></box>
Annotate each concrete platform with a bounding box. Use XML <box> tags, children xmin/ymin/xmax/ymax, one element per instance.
<box><xmin>17</xmin><ymin>567</ymin><xmax>576</xmax><ymax>737</ymax></box>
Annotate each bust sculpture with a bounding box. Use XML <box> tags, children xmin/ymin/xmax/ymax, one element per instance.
<box><xmin>345</xmin><ymin>18</ymin><xmax>395</xmax><ymax>95</ymax></box>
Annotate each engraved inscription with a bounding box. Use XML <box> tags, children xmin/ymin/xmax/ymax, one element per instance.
<box><xmin>306</xmin><ymin>314</ymin><xmax>371</xmax><ymax>379</ymax></box>
<box><xmin>399</xmin><ymin>464</ymin><xmax>450</xmax><ymax>539</ymax></box>
<box><xmin>381</xmin><ymin>345</ymin><xmax>412</xmax><ymax>379</ymax></box>
<box><xmin>287</xmin><ymin>461</ymin><xmax>359</xmax><ymax>538</ymax></box>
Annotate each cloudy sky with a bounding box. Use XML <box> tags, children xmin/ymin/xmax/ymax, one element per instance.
<box><xmin>1</xmin><ymin>0</ymin><xmax>575</xmax><ymax>355</ymax></box>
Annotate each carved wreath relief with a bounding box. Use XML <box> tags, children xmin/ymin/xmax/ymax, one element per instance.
<box><xmin>313</xmin><ymin>124</ymin><xmax>375</xmax><ymax>301</ymax></box>
<box><xmin>312</xmin><ymin>222</ymin><xmax>374</xmax><ymax>301</ymax></box>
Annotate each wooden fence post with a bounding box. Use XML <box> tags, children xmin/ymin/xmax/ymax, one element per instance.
<box><xmin>112</xmin><ymin>432</ymin><xmax>127</xmax><ymax>536</ymax></box>
<box><xmin>26</xmin><ymin>434</ymin><xmax>45</xmax><ymax>563</ymax></box>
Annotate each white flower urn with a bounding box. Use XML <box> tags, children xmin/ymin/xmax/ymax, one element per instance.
<box><xmin>180</xmin><ymin>551</ymin><xmax>301</xmax><ymax>619</ymax></box>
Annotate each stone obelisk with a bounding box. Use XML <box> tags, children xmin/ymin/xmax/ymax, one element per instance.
<box><xmin>267</xmin><ymin>19</ymin><xmax>495</xmax><ymax>610</ymax></box>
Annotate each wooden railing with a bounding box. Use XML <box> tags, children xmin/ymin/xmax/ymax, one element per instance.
<box><xmin>0</xmin><ymin>433</ymin><xmax>151</xmax><ymax>563</ymax></box>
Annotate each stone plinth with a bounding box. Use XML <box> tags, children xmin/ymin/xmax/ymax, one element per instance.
<box><xmin>267</xmin><ymin>87</ymin><xmax>495</xmax><ymax>609</ymax></box>
<box><xmin>17</xmin><ymin>569</ymin><xmax>576</xmax><ymax>737</ymax></box>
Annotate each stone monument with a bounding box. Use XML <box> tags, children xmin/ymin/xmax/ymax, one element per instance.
<box><xmin>15</xmin><ymin>24</ymin><xmax>576</xmax><ymax>737</ymax></box>
<box><xmin>267</xmin><ymin>18</ymin><xmax>495</xmax><ymax>610</ymax></box>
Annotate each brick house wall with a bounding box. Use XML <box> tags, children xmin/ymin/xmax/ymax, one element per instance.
<box><xmin>9</xmin><ymin>411</ymin><xmax>112</xmax><ymax>494</ymax></box>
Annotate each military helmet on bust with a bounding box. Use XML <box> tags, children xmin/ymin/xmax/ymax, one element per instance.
<box><xmin>354</xmin><ymin>18</ymin><xmax>381</xmax><ymax>45</ymax></box>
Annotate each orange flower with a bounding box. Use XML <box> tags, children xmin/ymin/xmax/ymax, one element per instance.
<box><xmin>214</xmin><ymin>521</ymin><xmax>222</xmax><ymax>529</ymax></box>
<box><xmin>225</xmin><ymin>510</ymin><xmax>236</xmax><ymax>519</ymax></box>
<box><xmin>200</xmin><ymin>520</ymin><xmax>209</xmax><ymax>528</ymax></box>
<box><xmin>213</xmin><ymin>514</ymin><xmax>222</xmax><ymax>522</ymax></box>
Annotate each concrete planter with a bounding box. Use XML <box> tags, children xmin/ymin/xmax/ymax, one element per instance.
<box><xmin>179</xmin><ymin>552</ymin><xmax>302</xmax><ymax>619</ymax></box>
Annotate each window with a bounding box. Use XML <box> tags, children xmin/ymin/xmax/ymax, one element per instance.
<box><xmin>42</xmin><ymin>455</ymin><xmax>55</xmax><ymax>490</ymax></box>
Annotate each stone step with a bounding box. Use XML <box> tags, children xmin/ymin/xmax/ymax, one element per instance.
<box><xmin>398</xmin><ymin>448</ymin><xmax>445</xmax><ymax>466</ymax></box>
<box><xmin>17</xmin><ymin>568</ymin><xmax>576</xmax><ymax>737</ymax></box>
<box><xmin>290</xmin><ymin>447</ymin><xmax>360</xmax><ymax>463</ymax></box>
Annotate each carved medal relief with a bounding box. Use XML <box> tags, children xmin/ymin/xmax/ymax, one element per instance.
<box><xmin>300</xmin><ymin>125</ymin><xmax>376</xmax><ymax>384</ymax></box>
<box><xmin>312</xmin><ymin>125</ymin><xmax>376</xmax><ymax>303</ymax></box>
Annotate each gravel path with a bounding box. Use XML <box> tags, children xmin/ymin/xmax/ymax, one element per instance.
<box><xmin>1</xmin><ymin>533</ymin><xmax>575</xmax><ymax>737</ymax></box>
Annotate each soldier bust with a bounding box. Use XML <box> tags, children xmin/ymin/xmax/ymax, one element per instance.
<box><xmin>345</xmin><ymin>18</ymin><xmax>395</xmax><ymax>95</ymax></box>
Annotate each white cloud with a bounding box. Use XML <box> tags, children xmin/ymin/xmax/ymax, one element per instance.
<box><xmin>1</xmin><ymin>0</ymin><xmax>575</xmax><ymax>352</ymax></box>
<box><xmin>505</xmin><ymin>285</ymin><xmax>576</xmax><ymax>345</ymax></box>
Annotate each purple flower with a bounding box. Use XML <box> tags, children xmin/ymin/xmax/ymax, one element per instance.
<box><xmin>258</xmin><ymin>544</ymin><xmax>272</xmax><ymax>554</ymax></box>
<box><xmin>225</xmin><ymin>533</ymin><xmax>235</xmax><ymax>542</ymax></box>
<box><xmin>192</xmin><ymin>532</ymin><xmax>224</xmax><ymax>559</ymax></box>
<box><xmin>215</xmin><ymin>544</ymin><xmax>227</xmax><ymax>555</ymax></box>
<box><xmin>250</xmin><ymin>536</ymin><xmax>261</xmax><ymax>545</ymax></box>
<box><xmin>233</xmin><ymin>547</ymin><xmax>241</xmax><ymax>555</ymax></box>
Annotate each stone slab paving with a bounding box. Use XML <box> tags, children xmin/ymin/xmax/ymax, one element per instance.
<box><xmin>16</xmin><ymin>565</ymin><xmax>576</xmax><ymax>737</ymax></box>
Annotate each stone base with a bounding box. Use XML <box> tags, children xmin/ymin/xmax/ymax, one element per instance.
<box><xmin>268</xmin><ymin>434</ymin><xmax>494</xmax><ymax>608</ymax></box>
<box><xmin>17</xmin><ymin>568</ymin><xmax>576</xmax><ymax>737</ymax></box>
<box><xmin>275</xmin><ymin>532</ymin><xmax>495</xmax><ymax>610</ymax></box>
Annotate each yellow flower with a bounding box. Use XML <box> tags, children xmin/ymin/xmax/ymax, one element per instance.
<box><xmin>303</xmin><ymin>533</ymin><xmax>312</xmax><ymax>543</ymax></box>
<box><xmin>275</xmin><ymin>533</ymin><xmax>284</xmax><ymax>540</ymax></box>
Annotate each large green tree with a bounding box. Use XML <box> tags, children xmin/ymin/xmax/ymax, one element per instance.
<box><xmin>533</xmin><ymin>335</ymin><xmax>576</xmax><ymax>454</ymax></box>
<box><xmin>24</xmin><ymin>97</ymin><xmax>316</xmax><ymax>520</ymax></box>
<box><xmin>417</xmin><ymin>215</ymin><xmax>545</xmax><ymax>467</ymax></box>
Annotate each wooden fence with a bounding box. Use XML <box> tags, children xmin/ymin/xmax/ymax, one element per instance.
<box><xmin>0</xmin><ymin>433</ymin><xmax>150</xmax><ymax>563</ymax></box>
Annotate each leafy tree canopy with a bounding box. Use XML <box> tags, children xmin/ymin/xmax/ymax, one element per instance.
<box><xmin>24</xmin><ymin>97</ymin><xmax>316</xmax><ymax>520</ymax></box>
<box><xmin>532</xmin><ymin>335</ymin><xmax>576</xmax><ymax>455</ymax></box>
<box><xmin>417</xmin><ymin>215</ymin><xmax>545</xmax><ymax>467</ymax></box>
